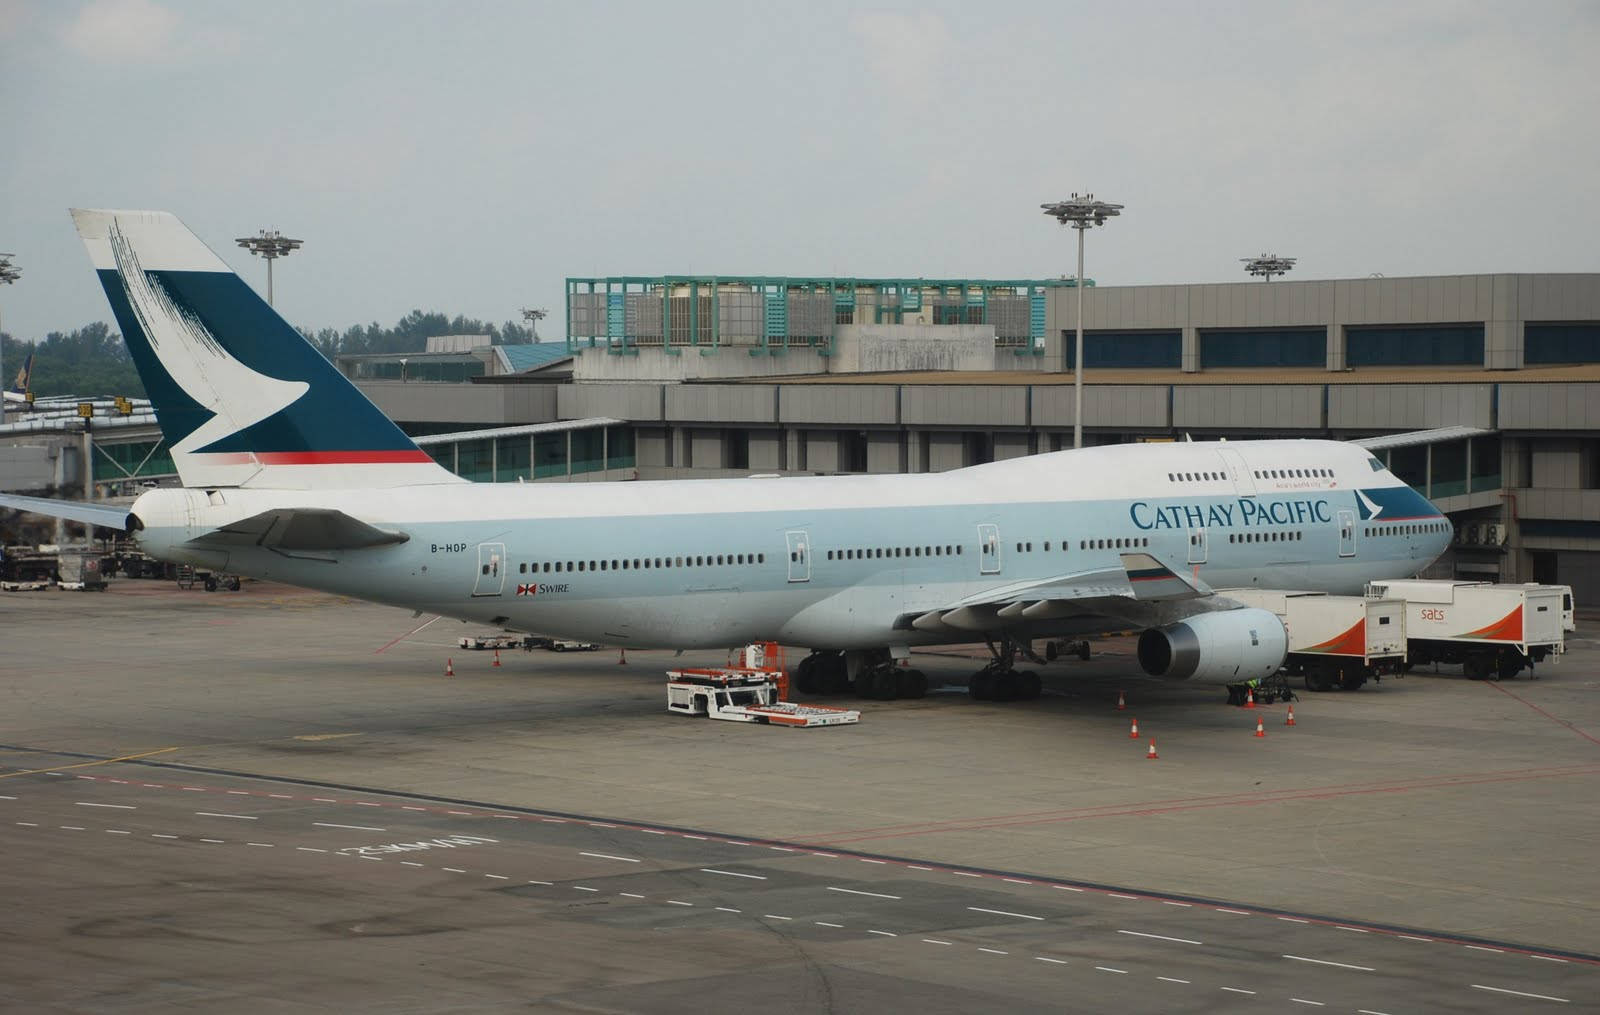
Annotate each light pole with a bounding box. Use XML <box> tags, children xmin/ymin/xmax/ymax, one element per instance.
<box><xmin>521</xmin><ymin>307</ymin><xmax>548</xmax><ymax>342</ymax></box>
<box><xmin>235</xmin><ymin>229</ymin><xmax>302</xmax><ymax>307</ymax></box>
<box><xmin>1242</xmin><ymin>254</ymin><xmax>1296</xmax><ymax>281</ymax></box>
<box><xmin>0</xmin><ymin>253</ymin><xmax>19</xmax><ymax>428</ymax></box>
<box><xmin>1042</xmin><ymin>194</ymin><xmax>1123</xmax><ymax>449</ymax></box>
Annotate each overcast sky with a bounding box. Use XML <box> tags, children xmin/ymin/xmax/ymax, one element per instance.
<box><xmin>2</xmin><ymin>0</ymin><xmax>1596</xmax><ymax>343</ymax></box>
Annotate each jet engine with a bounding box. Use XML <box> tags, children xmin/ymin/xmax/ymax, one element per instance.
<box><xmin>1136</xmin><ymin>608</ymin><xmax>1288</xmax><ymax>684</ymax></box>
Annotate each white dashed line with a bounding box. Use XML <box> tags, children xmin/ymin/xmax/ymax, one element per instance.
<box><xmin>588</xmin><ymin>822</ymin><xmax>617</xmax><ymax>829</ymax></box>
<box><xmin>269</xmin><ymin>794</ymin><xmax>293</xmax><ymax>800</ymax></box>
<box><xmin>401</xmin><ymin>805</ymin><xmax>426</xmax><ymax>811</ymax></box>
<box><xmin>444</xmin><ymin>867</ymin><xmax>469</xmax><ymax>873</ymax></box>
<box><xmin>858</xmin><ymin>858</ymin><xmax>887</xmax><ymax>865</ymax></box>
<box><xmin>1221</xmin><ymin>987</ymin><xmax>1256</xmax><ymax>995</ymax></box>
<box><xmin>667</xmin><ymin>901</ymin><xmax>695</xmax><ymax>907</ymax></box>
<box><xmin>15</xmin><ymin>822</ymin><xmax>37</xmax><ymax>827</ymax></box>
<box><xmin>1118</xmin><ymin>930</ymin><xmax>1200</xmax><ymax>945</ymax></box>
<box><xmin>1357</xmin><ymin>1010</ymin><xmax>1396</xmax><ymax>1015</ymax></box>
<box><xmin>542</xmin><ymin>818</ymin><xmax>566</xmax><ymax>824</ymax></box>
<box><xmin>352</xmin><ymin>800</ymin><xmax>378</xmax><ymax>806</ymax></box>
<box><xmin>295</xmin><ymin>847</ymin><xmax>326</xmax><ymax>853</ymax></box>
<box><xmin>151</xmin><ymin>833</ymin><xmax>177</xmax><ymax>839</ymax></box>
<box><xmin>1108</xmin><ymin>893</ymin><xmax>1139</xmax><ymax>900</ymax></box>
<box><xmin>1053</xmin><ymin>885</ymin><xmax>1084</xmax><ymax>893</ymax></box>
<box><xmin>977</xmin><ymin>947</ymin><xmax>1008</xmax><ymax>955</ymax></box>
<box><xmin>727</xmin><ymin>841</ymin><xmax>752</xmax><ymax>846</ymax></box>
<box><xmin>908</xmin><ymin>865</ymin><xmax>933</xmax><ymax>871</ymax></box>
<box><xmin>765</xmin><ymin>844</ymin><xmax>792</xmax><ymax>851</ymax></box>
<box><xmin>1466</xmin><ymin>945</ymin><xmax>1504</xmax><ymax>954</ymax></box>
<box><xmin>715</xmin><ymin>907</ymin><xmax>742</xmax><ymax>913</ymax></box>
<box><xmin>400</xmin><ymin>861</ymin><xmax>424</xmax><ymax>867</ymax></box>
<box><xmin>312</xmin><ymin>797</ymin><xmax>336</xmax><ymax>803</ymax></box>
<box><xmin>1532</xmin><ymin>956</ymin><xmax>1570</xmax><ymax>964</ymax></box>
<box><xmin>199</xmin><ymin>838</ymin><xmax>225</xmax><ymax>844</ymax></box>
<box><xmin>227</xmin><ymin>791</ymin><xmax>251</xmax><ymax>796</ymax></box>
<box><xmin>1335</xmin><ymin>925</ymin><xmax>1370</xmax><ymax>934</ymax></box>
<box><xmin>1034</xmin><ymin>956</ymin><xmax>1067</xmax><ymax>965</ymax></box>
<box><xmin>1002</xmin><ymin>878</ymin><xmax>1032</xmax><ymax>885</ymax></box>
<box><xmin>0</xmin><ymin>795</ymin><xmax>15</xmax><ymax>800</ymax></box>
<box><xmin>572</xmin><ymin>885</ymin><xmax>598</xmax><ymax>892</ymax></box>
<box><xmin>1095</xmin><ymin>966</ymin><xmax>1127</xmax><ymax>974</ymax></box>
<box><xmin>827</xmin><ymin>886</ymin><xmax>901</xmax><ymax>900</ymax></box>
<box><xmin>60</xmin><ymin>826</ymin><xmax>85</xmax><ymax>831</ymax></box>
<box><xmin>922</xmin><ymin>939</ymin><xmax>952</xmax><ymax>946</ymax></box>
<box><xmin>683</xmin><ymin>835</ymin><xmax>708</xmax><ymax>841</ymax></box>
<box><xmin>953</xmin><ymin>871</ymin><xmax>982</xmax><ymax>878</ymax></box>
<box><xmin>1157</xmin><ymin>977</ymin><xmax>1191</xmax><ymax>984</ymax></box>
<box><xmin>867</xmin><ymin>930</ymin><xmax>897</xmax><ymax>937</ymax></box>
<box><xmin>247</xmin><ymin>842</ymin><xmax>274</xmax><ymax>847</ymax></box>
<box><xmin>816</xmin><ymin>922</ymin><xmax>844</xmax><ymax>929</ymax></box>
<box><xmin>968</xmin><ymin>907</ymin><xmax>1044</xmax><ymax>922</ymax></box>
<box><xmin>1289</xmin><ymin>999</ymin><xmax>1325</xmax><ymax>1006</ymax></box>
<box><xmin>1283</xmin><ymin>955</ymin><xmax>1375</xmax><ymax>972</ymax></box>
<box><xmin>1277</xmin><ymin>916</ymin><xmax>1310</xmax><ymax>924</ymax></box>
<box><xmin>764</xmin><ymin>914</ymin><xmax>792</xmax><ymax>921</ymax></box>
<box><xmin>314</xmin><ymin>822</ymin><xmax>386</xmax><ymax>832</ymax></box>
<box><xmin>1215</xmin><ymin>908</ymin><xmax>1250</xmax><ymax>915</ymax></box>
<box><xmin>1397</xmin><ymin>935</ymin><xmax>1433</xmax><ymax>943</ymax></box>
<box><xmin>447</xmin><ymin>811</ymin><xmax>472</xmax><ymax>816</ymax></box>
<box><xmin>580</xmin><ymin>852</ymin><xmax>640</xmax><ymax>863</ymax></box>
<box><xmin>641</xmin><ymin>829</ymin><xmax>666</xmax><ymax>835</ymax></box>
<box><xmin>700</xmin><ymin>868</ymin><xmax>765</xmax><ymax>880</ymax></box>
<box><xmin>1161</xmin><ymin>901</ymin><xmax>1192</xmax><ymax>908</ymax></box>
<box><xmin>75</xmin><ymin>802</ymin><xmax>134</xmax><ymax>810</ymax></box>
<box><xmin>196</xmin><ymin>812</ymin><xmax>257</xmax><ymax>821</ymax></box>
<box><xmin>620</xmin><ymin>893</ymin><xmax>646</xmax><ymax>899</ymax></box>
<box><xmin>484</xmin><ymin>874</ymin><xmax>509</xmax><ymax>880</ymax></box>
<box><xmin>1471</xmin><ymin>984</ymin><xmax>1569</xmax><ymax>1003</ymax></box>
<box><xmin>527</xmin><ymin>879</ymin><xmax>551</xmax><ymax>885</ymax></box>
<box><xmin>811</xmin><ymin>853</ymin><xmax>837</xmax><ymax>858</ymax></box>
<box><xmin>181</xmin><ymin>787</ymin><xmax>204</xmax><ymax>792</ymax></box>
<box><xmin>105</xmin><ymin>829</ymin><xmax>130</xmax><ymax>835</ymax></box>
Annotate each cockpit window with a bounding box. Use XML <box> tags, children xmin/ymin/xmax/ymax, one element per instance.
<box><xmin>1368</xmin><ymin>457</ymin><xmax>1385</xmax><ymax>472</ymax></box>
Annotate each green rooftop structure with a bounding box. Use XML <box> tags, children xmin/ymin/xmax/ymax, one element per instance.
<box><xmin>565</xmin><ymin>275</ymin><xmax>1086</xmax><ymax>358</ymax></box>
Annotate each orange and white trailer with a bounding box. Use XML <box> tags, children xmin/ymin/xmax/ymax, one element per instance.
<box><xmin>666</xmin><ymin>643</ymin><xmax>860</xmax><ymax>727</ymax></box>
<box><xmin>1364</xmin><ymin>579</ymin><xmax>1570</xmax><ymax>681</ymax></box>
<box><xmin>1222</xmin><ymin>589</ymin><xmax>1407</xmax><ymax>691</ymax></box>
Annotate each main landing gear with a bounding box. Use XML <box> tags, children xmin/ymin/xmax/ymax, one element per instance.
<box><xmin>968</xmin><ymin>634</ymin><xmax>1042</xmax><ymax>702</ymax></box>
<box><xmin>795</xmin><ymin>650</ymin><xmax>928</xmax><ymax>701</ymax></box>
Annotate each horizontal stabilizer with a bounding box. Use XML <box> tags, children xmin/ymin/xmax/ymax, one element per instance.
<box><xmin>186</xmin><ymin>508</ymin><xmax>408</xmax><ymax>552</ymax></box>
<box><xmin>0</xmin><ymin>493</ymin><xmax>134</xmax><ymax>532</ymax></box>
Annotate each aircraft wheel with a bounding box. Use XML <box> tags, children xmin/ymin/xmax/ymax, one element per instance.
<box><xmin>969</xmin><ymin>671</ymin><xmax>994</xmax><ymax>701</ymax></box>
<box><xmin>896</xmin><ymin>668</ymin><xmax>928</xmax><ymax>699</ymax></box>
<box><xmin>1015</xmin><ymin>670</ymin><xmax>1042</xmax><ymax>700</ymax></box>
<box><xmin>872</xmin><ymin>669</ymin><xmax>899</xmax><ymax>700</ymax></box>
<box><xmin>796</xmin><ymin>670</ymin><xmax>819</xmax><ymax>696</ymax></box>
<box><xmin>991</xmin><ymin>671</ymin><xmax>1019</xmax><ymax>702</ymax></box>
<box><xmin>1078</xmin><ymin>641</ymin><xmax>1091</xmax><ymax>662</ymax></box>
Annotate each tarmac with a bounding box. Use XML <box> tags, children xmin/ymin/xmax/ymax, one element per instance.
<box><xmin>2</xmin><ymin>578</ymin><xmax>1597</xmax><ymax>1012</ymax></box>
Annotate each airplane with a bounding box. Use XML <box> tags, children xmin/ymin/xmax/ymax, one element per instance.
<box><xmin>0</xmin><ymin>209</ymin><xmax>1453</xmax><ymax>701</ymax></box>
<box><xmin>3</xmin><ymin>352</ymin><xmax>33</xmax><ymax>405</ymax></box>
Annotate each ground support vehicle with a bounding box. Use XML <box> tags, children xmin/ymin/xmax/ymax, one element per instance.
<box><xmin>457</xmin><ymin>633</ymin><xmax>526</xmax><ymax>651</ymax></box>
<box><xmin>56</xmin><ymin>547</ymin><xmax>108</xmax><ymax>591</ymax></box>
<box><xmin>1</xmin><ymin>544</ymin><xmax>58</xmax><ymax>583</ymax></box>
<box><xmin>1223</xmin><ymin>589</ymin><xmax>1407</xmax><ymax>692</ymax></box>
<box><xmin>175</xmin><ymin>564</ymin><xmax>240</xmax><ymax>591</ymax></box>
<box><xmin>667</xmin><ymin>643</ymin><xmax>861</xmax><ymax>727</ymax></box>
<box><xmin>1365</xmin><ymin>579</ymin><xmax>1569</xmax><ymax>680</ymax></box>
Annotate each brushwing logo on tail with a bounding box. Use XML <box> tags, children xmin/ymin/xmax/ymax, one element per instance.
<box><xmin>109</xmin><ymin>222</ymin><xmax>309</xmax><ymax>463</ymax></box>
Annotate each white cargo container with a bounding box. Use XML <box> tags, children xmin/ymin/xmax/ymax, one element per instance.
<box><xmin>1364</xmin><ymin>579</ymin><xmax>1569</xmax><ymax>680</ymax></box>
<box><xmin>1222</xmin><ymin>589</ymin><xmax>1407</xmax><ymax>691</ymax></box>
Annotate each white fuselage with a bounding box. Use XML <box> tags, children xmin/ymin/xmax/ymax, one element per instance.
<box><xmin>130</xmin><ymin>439</ymin><xmax>1451</xmax><ymax>649</ymax></box>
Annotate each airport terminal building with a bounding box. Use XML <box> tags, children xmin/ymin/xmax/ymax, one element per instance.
<box><xmin>4</xmin><ymin>271</ymin><xmax>1598</xmax><ymax>601</ymax></box>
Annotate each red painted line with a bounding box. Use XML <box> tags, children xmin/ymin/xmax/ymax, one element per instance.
<box><xmin>374</xmin><ymin>614</ymin><xmax>440</xmax><ymax>654</ymax></box>
<box><xmin>1485</xmin><ymin>681</ymin><xmax>1600</xmax><ymax>747</ymax></box>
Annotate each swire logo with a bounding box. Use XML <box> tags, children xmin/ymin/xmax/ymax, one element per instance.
<box><xmin>517</xmin><ymin>583</ymin><xmax>571</xmax><ymax>596</ymax></box>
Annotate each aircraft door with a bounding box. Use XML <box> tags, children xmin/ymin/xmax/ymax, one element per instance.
<box><xmin>978</xmin><ymin>523</ymin><xmax>1001</xmax><ymax>574</ymax></box>
<box><xmin>472</xmin><ymin>542</ymin><xmax>506</xmax><ymax>597</ymax></box>
<box><xmin>1337</xmin><ymin>509</ymin><xmax>1356</xmax><ymax>557</ymax></box>
<box><xmin>1187</xmin><ymin>526</ymin><xmax>1208</xmax><ymax>565</ymax></box>
<box><xmin>1217</xmin><ymin>447</ymin><xmax>1257</xmax><ymax>495</ymax></box>
<box><xmin>785</xmin><ymin>530</ymin><xmax>811</xmax><ymax>582</ymax></box>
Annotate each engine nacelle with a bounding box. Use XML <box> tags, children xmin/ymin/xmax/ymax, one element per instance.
<box><xmin>1137</xmin><ymin>608</ymin><xmax>1288</xmax><ymax>684</ymax></box>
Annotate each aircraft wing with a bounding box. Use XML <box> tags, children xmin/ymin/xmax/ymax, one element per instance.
<box><xmin>185</xmin><ymin>508</ymin><xmax>408</xmax><ymax>552</ymax></box>
<box><xmin>0</xmin><ymin>493</ymin><xmax>135</xmax><ymax>532</ymax></box>
<box><xmin>909</xmin><ymin>553</ymin><xmax>1214</xmax><ymax>633</ymax></box>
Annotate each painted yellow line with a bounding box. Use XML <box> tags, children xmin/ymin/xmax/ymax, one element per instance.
<box><xmin>0</xmin><ymin>746</ymin><xmax>180</xmax><ymax>779</ymax></box>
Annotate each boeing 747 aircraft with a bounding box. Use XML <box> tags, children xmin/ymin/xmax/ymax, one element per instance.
<box><xmin>3</xmin><ymin>352</ymin><xmax>33</xmax><ymax>405</ymax></box>
<box><xmin>0</xmin><ymin>210</ymin><xmax>1453</xmax><ymax>700</ymax></box>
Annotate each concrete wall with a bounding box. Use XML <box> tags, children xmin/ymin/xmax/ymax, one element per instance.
<box><xmin>666</xmin><ymin>385</ymin><xmax>776</xmax><ymax>424</ymax></box>
<box><xmin>571</xmin><ymin>346</ymin><xmax>830</xmax><ymax>382</ymax></box>
<box><xmin>901</xmin><ymin>386</ymin><xmax>1026</xmax><ymax>427</ymax></box>
<box><xmin>1175</xmin><ymin>385</ymin><xmax>1324</xmax><ymax>431</ymax></box>
<box><xmin>360</xmin><ymin>381</ymin><xmax>559</xmax><ymax>427</ymax></box>
<box><xmin>1326</xmin><ymin>384</ymin><xmax>1494</xmax><ymax>432</ymax></box>
<box><xmin>829</xmin><ymin>323</ymin><xmax>997</xmax><ymax>373</ymax></box>
<box><xmin>779</xmin><ymin>385</ymin><xmax>898</xmax><ymax>426</ymax></box>
<box><xmin>1499</xmin><ymin>382</ymin><xmax>1600</xmax><ymax>431</ymax></box>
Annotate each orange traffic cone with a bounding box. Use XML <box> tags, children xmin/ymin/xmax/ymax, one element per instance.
<box><xmin>1254</xmin><ymin>715</ymin><xmax>1266</xmax><ymax>738</ymax></box>
<box><xmin>1146</xmin><ymin>739</ymin><xmax>1159</xmax><ymax>760</ymax></box>
<box><xmin>493</xmin><ymin>648</ymin><xmax>502</xmax><ymax>668</ymax></box>
<box><xmin>1116</xmin><ymin>690</ymin><xmax>1126</xmax><ymax>711</ymax></box>
<box><xmin>1285</xmin><ymin>705</ymin><xmax>1297</xmax><ymax>727</ymax></box>
<box><xmin>445</xmin><ymin>658</ymin><xmax>454</xmax><ymax>678</ymax></box>
<box><xmin>1244</xmin><ymin>688</ymin><xmax>1256</xmax><ymax>709</ymax></box>
<box><xmin>1129</xmin><ymin>717</ymin><xmax>1140</xmax><ymax>739</ymax></box>
<box><xmin>618</xmin><ymin>648</ymin><xmax>627</xmax><ymax>665</ymax></box>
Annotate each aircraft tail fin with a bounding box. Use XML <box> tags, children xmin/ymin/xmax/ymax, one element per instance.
<box><xmin>70</xmin><ymin>209</ymin><xmax>462</xmax><ymax>490</ymax></box>
<box><xmin>7</xmin><ymin>352</ymin><xmax>33</xmax><ymax>398</ymax></box>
